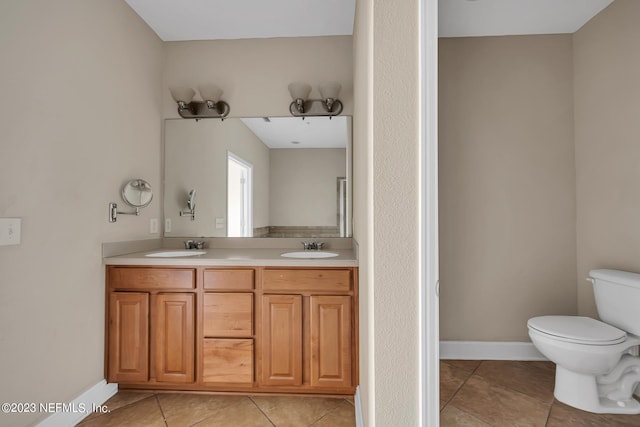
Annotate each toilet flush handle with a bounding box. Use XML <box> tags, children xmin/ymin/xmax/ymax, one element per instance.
<box><xmin>586</xmin><ymin>277</ymin><xmax>595</xmax><ymax>285</ymax></box>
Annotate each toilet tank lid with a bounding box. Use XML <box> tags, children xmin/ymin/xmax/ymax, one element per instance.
<box><xmin>528</xmin><ymin>316</ymin><xmax>626</xmax><ymax>344</ymax></box>
<box><xmin>589</xmin><ymin>269</ymin><xmax>640</xmax><ymax>289</ymax></box>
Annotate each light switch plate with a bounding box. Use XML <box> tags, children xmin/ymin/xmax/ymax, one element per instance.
<box><xmin>0</xmin><ymin>218</ymin><xmax>21</xmax><ymax>246</ymax></box>
<box><xmin>165</xmin><ymin>218</ymin><xmax>172</xmax><ymax>233</ymax></box>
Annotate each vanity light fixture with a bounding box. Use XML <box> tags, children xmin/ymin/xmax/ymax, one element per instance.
<box><xmin>169</xmin><ymin>85</ymin><xmax>230</xmax><ymax>120</ymax></box>
<box><xmin>287</xmin><ymin>81</ymin><xmax>343</xmax><ymax>118</ymax></box>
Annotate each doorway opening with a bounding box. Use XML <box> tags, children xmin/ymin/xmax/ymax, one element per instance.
<box><xmin>227</xmin><ymin>152</ymin><xmax>253</xmax><ymax>237</ymax></box>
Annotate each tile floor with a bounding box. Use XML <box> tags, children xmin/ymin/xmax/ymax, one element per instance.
<box><xmin>76</xmin><ymin>360</ymin><xmax>640</xmax><ymax>426</ymax></box>
<box><xmin>440</xmin><ymin>359</ymin><xmax>640</xmax><ymax>426</ymax></box>
<box><xmin>76</xmin><ymin>392</ymin><xmax>355</xmax><ymax>427</ymax></box>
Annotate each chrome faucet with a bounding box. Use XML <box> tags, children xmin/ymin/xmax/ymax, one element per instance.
<box><xmin>302</xmin><ymin>241</ymin><xmax>324</xmax><ymax>250</ymax></box>
<box><xmin>184</xmin><ymin>240</ymin><xmax>205</xmax><ymax>250</ymax></box>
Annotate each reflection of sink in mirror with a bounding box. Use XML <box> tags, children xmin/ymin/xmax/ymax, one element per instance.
<box><xmin>280</xmin><ymin>251</ymin><xmax>339</xmax><ymax>259</ymax></box>
<box><xmin>145</xmin><ymin>251</ymin><xmax>206</xmax><ymax>258</ymax></box>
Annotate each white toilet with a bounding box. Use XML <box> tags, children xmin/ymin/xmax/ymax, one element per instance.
<box><xmin>528</xmin><ymin>269</ymin><xmax>640</xmax><ymax>414</ymax></box>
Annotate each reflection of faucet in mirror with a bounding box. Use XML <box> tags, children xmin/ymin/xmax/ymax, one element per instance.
<box><xmin>179</xmin><ymin>189</ymin><xmax>196</xmax><ymax>221</ymax></box>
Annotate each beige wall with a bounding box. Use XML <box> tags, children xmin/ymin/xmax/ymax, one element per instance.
<box><xmin>353</xmin><ymin>0</ymin><xmax>423</xmax><ymax>425</ymax></box>
<box><xmin>0</xmin><ymin>1</ymin><xmax>163</xmax><ymax>425</ymax></box>
<box><xmin>164</xmin><ymin>119</ymin><xmax>270</xmax><ymax>236</ymax></box>
<box><xmin>439</xmin><ymin>35</ymin><xmax>577</xmax><ymax>341</ymax></box>
<box><xmin>269</xmin><ymin>149</ymin><xmax>346</xmax><ymax>227</ymax></box>
<box><xmin>352</xmin><ymin>0</ymin><xmax>374</xmax><ymax>424</ymax></box>
<box><xmin>574</xmin><ymin>0</ymin><xmax>640</xmax><ymax>317</ymax></box>
<box><xmin>163</xmin><ymin>37</ymin><xmax>353</xmax><ymax>119</ymax></box>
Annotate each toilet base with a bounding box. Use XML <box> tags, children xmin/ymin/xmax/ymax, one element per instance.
<box><xmin>555</xmin><ymin>366</ymin><xmax>640</xmax><ymax>414</ymax></box>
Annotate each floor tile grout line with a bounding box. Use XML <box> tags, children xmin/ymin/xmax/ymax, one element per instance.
<box><xmin>78</xmin><ymin>393</ymin><xmax>157</xmax><ymax>425</ymax></box>
<box><xmin>471</xmin><ymin>369</ymin><xmax>556</xmax><ymax>408</ymax></box>
<box><xmin>441</xmin><ymin>361</ymin><xmax>504</xmax><ymax>427</ymax></box>
<box><xmin>154</xmin><ymin>393</ymin><xmax>169</xmax><ymax>426</ymax></box>
<box><xmin>247</xmin><ymin>396</ymin><xmax>277</xmax><ymax>427</ymax></box>
<box><xmin>472</xmin><ymin>371</ymin><xmax>556</xmax><ymax>407</ymax></box>
<box><xmin>440</xmin><ymin>360</ymin><xmax>483</xmax><ymax>411</ymax></box>
<box><xmin>307</xmin><ymin>399</ymin><xmax>351</xmax><ymax>427</ymax></box>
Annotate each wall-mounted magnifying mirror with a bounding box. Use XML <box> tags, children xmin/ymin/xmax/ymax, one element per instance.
<box><xmin>109</xmin><ymin>179</ymin><xmax>153</xmax><ymax>223</ymax></box>
<box><xmin>187</xmin><ymin>189</ymin><xmax>196</xmax><ymax>210</ymax></box>
<box><xmin>180</xmin><ymin>189</ymin><xmax>197</xmax><ymax>220</ymax></box>
<box><xmin>122</xmin><ymin>179</ymin><xmax>153</xmax><ymax>208</ymax></box>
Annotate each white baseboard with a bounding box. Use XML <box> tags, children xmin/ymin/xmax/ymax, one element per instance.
<box><xmin>440</xmin><ymin>341</ymin><xmax>547</xmax><ymax>361</ymax></box>
<box><xmin>36</xmin><ymin>380</ymin><xmax>117</xmax><ymax>427</ymax></box>
<box><xmin>354</xmin><ymin>385</ymin><xmax>364</xmax><ymax>427</ymax></box>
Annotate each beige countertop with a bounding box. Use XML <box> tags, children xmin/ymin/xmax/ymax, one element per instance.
<box><xmin>103</xmin><ymin>247</ymin><xmax>358</xmax><ymax>267</ymax></box>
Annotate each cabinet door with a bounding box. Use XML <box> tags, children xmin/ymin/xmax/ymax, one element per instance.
<box><xmin>261</xmin><ymin>295</ymin><xmax>302</xmax><ymax>386</ymax></box>
<box><xmin>310</xmin><ymin>296</ymin><xmax>352</xmax><ymax>388</ymax></box>
<box><xmin>154</xmin><ymin>293</ymin><xmax>195</xmax><ymax>383</ymax></box>
<box><xmin>108</xmin><ymin>292</ymin><xmax>149</xmax><ymax>383</ymax></box>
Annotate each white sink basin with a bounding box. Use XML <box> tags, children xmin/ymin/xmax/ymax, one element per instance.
<box><xmin>280</xmin><ymin>251</ymin><xmax>339</xmax><ymax>259</ymax></box>
<box><xmin>145</xmin><ymin>250</ymin><xmax>206</xmax><ymax>258</ymax></box>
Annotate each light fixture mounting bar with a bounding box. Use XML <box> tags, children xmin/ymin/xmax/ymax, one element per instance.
<box><xmin>289</xmin><ymin>99</ymin><xmax>343</xmax><ymax>117</ymax></box>
<box><xmin>177</xmin><ymin>100</ymin><xmax>230</xmax><ymax>119</ymax></box>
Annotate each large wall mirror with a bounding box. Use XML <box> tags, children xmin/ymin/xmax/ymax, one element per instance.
<box><xmin>164</xmin><ymin>116</ymin><xmax>352</xmax><ymax>238</ymax></box>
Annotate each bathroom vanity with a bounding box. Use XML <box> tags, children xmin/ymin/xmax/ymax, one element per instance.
<box><xmin>104</xmin><ymin>248</ymin><xmax>358</xmax><ymax>396</ymax></box>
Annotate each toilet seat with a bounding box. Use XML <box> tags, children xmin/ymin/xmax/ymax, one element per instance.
<box><xmin>528</xmin><ymin>316</ymin><xmax>626</xmax><ymax>346</ymax></box>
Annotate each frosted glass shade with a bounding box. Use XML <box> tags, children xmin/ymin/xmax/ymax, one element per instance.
<box><xmin>319</xmin><ymin>81</ymin><xmax>341</xmax><ymax>100</ymax></box>
<box><xmin>288</xmin><ymin>82</ymin><xmax>311</xmax><ymax>100</ymax></box>
<box><xmin>169</xmin><ymin>87</ymin><xmax>195</xmax><ymax>103</ymax></box>
<box><xmin>198</xmin><ymin>84</ymin><xmax>223</xmax><ymax>102</ymax></box>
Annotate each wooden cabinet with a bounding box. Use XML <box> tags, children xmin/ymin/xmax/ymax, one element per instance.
<box><xmin>201</xmin><ymin>269</ymin><xmax>255</xmax><ymax>386</ymax></box>
<box><xmin>310</xmin><ymin>295</ymin><xmax>352</xmax><ymax>388</ymax></box>
<box><xmin>154</xmin><ymin>293</ymin><xmax>195</xmax><ymax>383</ymax></box>
<box><xmin>259</xmin><ymin>268</ymin><xmax>356</xmax><ymax>393</ymax></box>
<box><xmin>106</xmin><ymin>267</ymin><xmax>196</xmax><ymax>386</ymax></box>
<box><xmin>106</xmin><ymin>264</ymin><xmax>357</xmax><ymax>395</ymax></box>
<box><xmin>108</xmin><ymin>292</ymin><xmax>149</xmax><ymax>383</ymax></box>
<box><xmin>261</xmin><ymin>294</ymin><xmax>303</xmax><ymax>386</ymax></box>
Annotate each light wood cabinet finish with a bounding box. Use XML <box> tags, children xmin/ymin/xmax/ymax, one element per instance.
<box><xmin>154</xmin><ymin>293</ymin><xmax>195</xmax><ymax>383</ymax></box>
<box><xmin>263</xmin><ymin>269</ymin><xmax>351</xmax><ymax>293</ymax></box>
<box><xmin>310</xmin><ymin>295</ymin><xmax>352</xmax><ymax>388</ymax></box>
<box><xmin>204</xmin><ymin>269</ymin><xmax>254</xmax><ymax>290</ymax></box>
<box><xmin>203</xmin><ymin>338</ymin><xmax>253</xmax><ymax>384</ymax></box>
<box><xmin>203</xmin><ymin>293</ymin><xmax>253</xmax><ymax>337</ymax></box>
<box><xmin>260</xmin><ymin>294</ymin><xmax>303</xmax><ymax>386</ymax></box>
<box><xmin>110</xmin><ymin>267</ymin><xmax>195</xmax><ymax>290</ymax></box>
<box><xmin>108</xmin><ymin>292</ymin><xmax>149</xmax><ymax>383</ymax></box>
<box><xmin>106</xmin><ymin>265</ymin><xmax>357</xmax><ymax>395</ymax></box>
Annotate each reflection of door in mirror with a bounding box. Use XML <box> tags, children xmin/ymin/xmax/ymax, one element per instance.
<box><xmin>227</xmin><ymin>152</ymin><xmax>253</xmax><ymax>237</ymax></box>
<box><xmin>337</xmin><ymin>177</ymin><xmax>347</xmax><ymax>237</ymax></box>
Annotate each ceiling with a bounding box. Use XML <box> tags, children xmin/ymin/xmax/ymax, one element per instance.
<box><xmin>439</xmin><ymin>0</ymin><xmax>615</xmax><ymax>38</ymax></box>
<box><xmin>241</xmin><ymin>117</ymin><xmax>348</xmax><ymax>149</ymax></box>
<box><xmin>126</xmin><ymin>0</ymin><xmax>615</xmax><ymax>41</ymax></box>
<box><xmin>125</xmin><ymin>0</ymin><xmax>355</xmax><ymax>41</ymax></box>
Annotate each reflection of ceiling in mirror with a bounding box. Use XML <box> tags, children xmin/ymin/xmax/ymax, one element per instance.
<box><xmin>240</xmin><ymin>116</ymin><xmax>348</xmax><ymax>149</ymax></box>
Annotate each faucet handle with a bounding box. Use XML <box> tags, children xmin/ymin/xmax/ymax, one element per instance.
<box><xmin>184</xmin><ymin>240</ymin><xmax>194</xmax><ymax>249</ymax></box>
<box><xmin>316</xmin><ymin>242</ymin><xmax>325</xmax><ymax>250</ymax></box>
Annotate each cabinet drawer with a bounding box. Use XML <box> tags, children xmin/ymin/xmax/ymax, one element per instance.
<box><xmin>204</xmin><ymin>269</ymin><xmax>254</xmax><ymax>290</ymax></box>
<box><xmin>263</xmin><ymin>269</ymin><xmax>352</xmax><ymax>292</ymax></box>
<box><xmin>203</xmin><ymin>339</ymin><xmax>253</xmax><ymax>384</ymax></box>
<box><xmin>110</xmin><ymin>267</ymin><xmax>195</xmax><ymax>290</ymax></box>
<box><xmin>203</xmin><ymin>293</ymin><xmax>253</xmax><ymax>337</ymax></box>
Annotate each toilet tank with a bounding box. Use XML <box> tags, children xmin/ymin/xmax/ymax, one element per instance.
<box><xmin>590</xmin><ymin>269</ymin><xmax>640</xmax><ymax>336</ymax></box>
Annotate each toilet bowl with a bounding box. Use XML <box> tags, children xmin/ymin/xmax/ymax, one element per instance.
<box><xmin>528</xmin><ymin>269</ymin><xmax>640</xmax><ymax>415</ymax></box>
